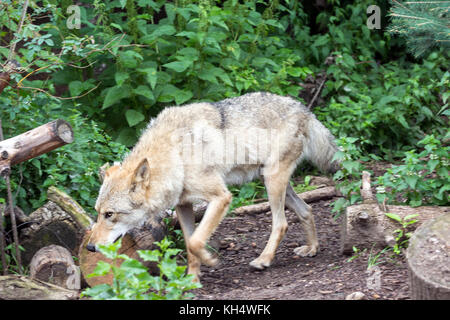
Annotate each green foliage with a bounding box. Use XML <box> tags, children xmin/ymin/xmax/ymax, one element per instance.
<box><xmin>376</xmin><ymin>133</ymin><xmax>450</xmax><ymax>207</ymax></box>
<box><xmin>81</xmin><ymin>237</ymin><xmax>201</xmax><ymax>300</ymax></box>
<box><xmin>0</xmin><ymin>244</ymin><xmax>26</xmax><ymax>275</ymax></box>
<box><xmin>317</xmin><ymin>53</ymin><xmax>449</xmax><ymax>157</ymax></box>
<box><xmin>45</xmin><ymin>0</ymin><xmax>315</xmax><ymax>146</ymax></box>
<box><xmin>331</xmin><ymin>136</ymin><xmax>374</xmax><ymax>216</ymax></box>
<box><xmin>228</xmin><ymin>180</ymin><xmax>266</xmax><ymax>212</ymax></box>
<box><xmin>384</xmin><ymin>212</ymin><xmax>419</xmax><ymax>254</ymax></box>
<box><xmin>388</xmin><ymin>0</ymin><xmax>450</xmax><ymax>57</ymax></box>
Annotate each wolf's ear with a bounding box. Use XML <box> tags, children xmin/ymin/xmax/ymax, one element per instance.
<box><xmin>98</xmin><ymin>163</ymin><xmax>111</xmax><ymax>182</ymax></box>
<box><xmin>133</xmin><ymin>158</ymin><xmax>150</xmax><ymax>187</ymax></box>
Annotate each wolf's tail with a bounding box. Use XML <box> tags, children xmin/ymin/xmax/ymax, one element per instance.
<box><xmin>303</xmin><ymin>115</ymin><xmax>340</xmax><ymax>173</ymax></box>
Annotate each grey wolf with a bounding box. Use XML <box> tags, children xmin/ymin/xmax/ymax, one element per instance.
<box><xmin>87</xmin><ymin>92</ymin><xmax>339</xmax><ymax>283</ymax></box>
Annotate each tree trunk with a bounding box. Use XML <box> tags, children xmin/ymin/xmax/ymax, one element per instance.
<box><xmin>407</xmin><ymin>213</ymin><xmax>450</xmax><ymax>299</ymax></box>
<box><xmin>0</xmin><ymin>275</ymin><xmax>78</xmax><ymax>300</ymax></box>
<box><xmin>29</xmin><ymin>245</ymin><xmax>80</xmax><ymax>290</ymax></box>
<box><xmin>0</xmin><ymin>119</ymin><xmax>74</xmax><ymax>176</ymax></box>
<box><xmin>79</xmin><ymin>216</ymin><xmax>167</xmax><ymax>287</ymax></box>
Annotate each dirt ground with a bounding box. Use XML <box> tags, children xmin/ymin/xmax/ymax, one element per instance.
<box><xmin>194</xmin><ymin>197</ymin><xmax>410</xmax><ymax>300</ymax></box>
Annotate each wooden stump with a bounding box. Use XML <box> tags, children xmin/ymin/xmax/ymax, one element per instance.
<box><xmin>0</xmin><ymin>275</ymin><xmax>78</xmax><ymax>300</ymax></box>
<box><xmin>407</xmin><ymin>213</ymin><xmax>450</xmax><ymax>300</ymax></box>
<box><xmin>79</xmin><ymin>216</ymin><xmax>167</xmax><ymax>287</ymax></box>
<box><xmin>340</xmin><ymin>203</ymin><xmax>448</xmax><ymax>254</ymax></box>
<box><xmin>340</xmin><ymin>171</ymin><xmax>450</xmax><ymax>254</ymax></box>
<box><xmin>30</xmin><ymin>245</ymin><xmax>80</xmax><ymax>290</ymax></box>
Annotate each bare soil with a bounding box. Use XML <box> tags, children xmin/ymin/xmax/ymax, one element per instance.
<box><xmin>195</xmin><ymin>198</ymin><xmax>410</xmax><ymax>300</ymax></box>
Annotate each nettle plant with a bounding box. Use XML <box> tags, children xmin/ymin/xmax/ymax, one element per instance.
<box><xmin>81</xmin><ymin>237</ymin><xmax>201</xmax><ymax>300</ymax></box>
<box><xmin>377</xmin><ymin>133</ymin><xmax>450</xmax><ymax>207</ymax></box>
<box><xmin>331</xmin><ymin>136</ymin><xmax>376</xmax><ymax>216</ymax></box>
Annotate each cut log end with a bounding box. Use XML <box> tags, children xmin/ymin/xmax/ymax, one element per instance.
<box><xmin>29</xmin><ymin>245</ymin><xmax>80</xmax><ymax>290</ymax></box>
<box><xmin>55</xmin><ymin>120</ymin><xmax>74</xmax><ymax>144</ymax></box>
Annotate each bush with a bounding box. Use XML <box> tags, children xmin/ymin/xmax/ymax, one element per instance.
<box><xmin>376</xmin><ymin>133</ymin><xmax>450</xmax><ymax>207</ymax></box>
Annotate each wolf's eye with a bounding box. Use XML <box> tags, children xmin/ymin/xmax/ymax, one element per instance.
<box><xmin>104</xmin><ymin>212</ymin><xmax>114</xmax><ymax>219</ymax></box>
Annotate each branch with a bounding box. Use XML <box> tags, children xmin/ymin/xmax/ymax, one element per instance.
<box><xmin>7</xmin><ymin>0</ymin><xmax>29</xmax><ymax>61</ymax></box>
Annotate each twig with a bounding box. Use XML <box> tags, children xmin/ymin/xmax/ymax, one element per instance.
<box><xmin>16</xmin><ymin>82</ymin><xmax>101</xmax><ymax>100</ymax></box>
<box><xmin>0</xmin><ymin>120</ymin><xmax>22</xmax><ymax>274</ymax></box>
<box><xmin>307</xmin><ymin>75</ymin><xmax>327</xmax><ymax>109</ymax></box>
<box><xmin>7</xmin><ymin>0</ymin><xmax>29</xmax><ymax>61</ymax></box>
<box><xmin>0</xmin><ymin>121</ymin><xmax>6</xmax><ymax>275</ymax></box>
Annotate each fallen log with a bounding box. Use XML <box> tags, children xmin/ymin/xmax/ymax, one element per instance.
<box><xmin>0</xmin><ymin>119</ymin><xmax>74</xmax><ymax>177</ymax></box>
<box><xmin>340</xmin><ymin>171</ymin><xmax>449</xmax><ymax>254</ymax></box>
<box><xmin>232</xmin><ymin>186</ymin><xmax>338</xmax><ymax>216</ymax></box>
<box><xmin>30</xmin><ymin>245</ymin><xmax>80</xmax><ymax>290</ymax></box>
<box><xmin>79</xmin><ymin>215</ymin><xmax>167</xmax><ymax>287</ymax></box>
<box><xmin>0</xmin><ymin>275</ymin><xmax>78</xmax><ymax>300</ymax></box>
<box><xmin>407</xmin><ymin>213</ymin><xmax>450</xmax><ymax>299</ymax></box>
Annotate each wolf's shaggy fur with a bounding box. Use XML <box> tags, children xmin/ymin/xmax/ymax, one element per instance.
<box><xmin>88</xmin><ymin>92</ymin><xmax>339</xmax><ymax>283</ymax></box>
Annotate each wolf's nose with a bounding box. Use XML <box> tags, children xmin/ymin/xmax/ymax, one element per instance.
<box><xmin>86</xmin><ymin>243</ymin><xmax>96</xmax><ymax>252</ymax></box>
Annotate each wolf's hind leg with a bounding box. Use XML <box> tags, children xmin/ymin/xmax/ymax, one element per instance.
<box><xmin>249</xmin><ymin>170</ymin><xmax>289</xmax><ymax>270</ymax></box>
<box><xmin>176</xmin><ymin>203</ymin><xmax>201</xmax><ymax>282</ymax></box>
<box><xmin>285</xmin><ymin>183</ymin><xmax>319</xmax><ymax>257</ymax></box>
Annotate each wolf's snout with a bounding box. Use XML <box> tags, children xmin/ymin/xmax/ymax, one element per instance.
<box><xmin>86</xmin><ymin>243</ymin><xmax>96</xmax><ymax>252</ymax></box>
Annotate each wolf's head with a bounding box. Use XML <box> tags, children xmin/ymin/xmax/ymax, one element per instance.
<box><xmin>86</xmin><ymin>159</ymin><xmax>152</xmax><ymax>252</ymax></box>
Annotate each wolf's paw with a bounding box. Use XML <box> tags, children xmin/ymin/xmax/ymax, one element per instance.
<box><xmin>293</xmin><ymin>245</ymin><xmax>318</xmax><ymax>257</ymax></box>
<box><xmin>249</xmin><ymin>256</ymin><xmax>272</xmax><ymax>270</ymax></box>
<box><xmin>188</xmin><ymin>239</ymin><xmax>219</xmax><ymax>267</ymax></box>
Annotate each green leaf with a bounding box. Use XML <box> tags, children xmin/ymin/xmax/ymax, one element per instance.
<box><xmin>69</xmin><ymin>80</ymin><xmax>95</xmax><ymax>97</ymax></box>
<box><xmin>397</xmin><ymin>115</ymin><xmax>410</xmax><ymax>129</ymax></box>
<box><xmin>125</xmin><ymin>109</ymin><xmax>145</xmax><ymax>127</ymax></box>
<box><xmin>134</xmin><ymin>85</ymin><xmax>154</xmax><ymax>101</ymax></box>
<box><xmin>119</xmin><ymin>259</ymin><xmax>147</xmax><ymax>274</ymax></box>
<box><xmin>88</xmin><ymin>260</ymin><xmax>111</xmax><ymax>277</ymax></box>
<box><xmin>138</xmin><ymin>249</ymin><xmax>160</xmax><ymax>262</ymax></box>
<box><xmin>385</xmin><ymin>212</ymin><xmax>402</xmax><ymax>223</ymax></box>
<box><xmin>427</xmin><ymin>159</ymin><xmax>439</xmax><ymax>173</ymax></box>
<box><xmin>119</xmin><ymin>51</ymin><xmax>143</xmax><ymax>69</ymax></box>
<box><xmin>163</xmin><ymin>60</ymin><xmax>192</xmax><ymax>73</ymax></box>
<box><xmin>404</xmin><ymin>175</ymin><xmax>419</xmax><ymax>189</ymax></box>
<box><xmin>115</xmin><ymin>72</ymin><xmax>129</xmax><ymax>86</ymax></box>
<box><xmin>116</xmin><ymin>127</ymin><xmax>137</xmax><ymax>146</ymax></box>
<box><xmin>141</xmin><ymin>25</ymin><xmax>177</xmax><ymax>43</ymax></box>
<box><xmin>141</xmin><ymin>68</ymin><xmax>158</xmax><ymax>90</ymax></box>
<box><xmin>174</xmin><ymin>89</ymin><xmax>193</xmax><ymax>105</ymax></box>
<box><xmin>103</xmin><ymin>85</ymin><xmax>131</xmax><ymax>109</ymax></box>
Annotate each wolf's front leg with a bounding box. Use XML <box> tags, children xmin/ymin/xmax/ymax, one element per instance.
<box><xmin>176</xmin><ymin>203</ymin><xmax>201</xmax><ymax>282</ymax></box>
<box><xmin>188</xmin><ymin>186</ymin><xmax>232</xmax><ymax>269</ymax></box>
